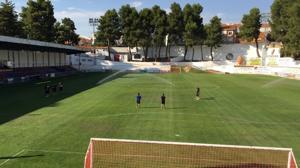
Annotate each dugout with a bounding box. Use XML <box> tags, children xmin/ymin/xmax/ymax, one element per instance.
<box><xmin>0</xmin><ymin>35</ymin><xmax>85</xmax><ymax>68</ymax></box>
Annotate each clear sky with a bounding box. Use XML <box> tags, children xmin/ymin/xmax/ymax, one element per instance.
<box><xmin>5</xmin><ymin>0</ymin><xmax>274</xmax><ymax>37</ymax></box>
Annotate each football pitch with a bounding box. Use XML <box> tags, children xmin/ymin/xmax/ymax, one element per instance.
<box><xmin>0</xmin><ymin>71</ymin><xmax>300</xmax><ymax>168</ymax></box>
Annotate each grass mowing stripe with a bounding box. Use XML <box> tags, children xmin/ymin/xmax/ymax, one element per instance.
<box><xmin>1</xmin><ymin>72</ymin><xmax>300</xmax><ymax>167</ymax></box>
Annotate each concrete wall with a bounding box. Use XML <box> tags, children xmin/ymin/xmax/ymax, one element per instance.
<box><xmin>146</xmin><ymin>43</ymin><xmax>264</xmax><ymax>61</ymax></box>
<box><xmin>0</xmin><ymin>49</ymin><xmax>68</xmax><ymax>68</ymax></box>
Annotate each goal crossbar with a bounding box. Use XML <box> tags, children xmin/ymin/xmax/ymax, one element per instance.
<box><xmin>84</xmin><ymin>138</ymin><xmax>298</xmax><ymax>168</ymax></box>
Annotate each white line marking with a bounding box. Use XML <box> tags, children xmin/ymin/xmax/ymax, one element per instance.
<box><xmin>26</xmin><ymin>149</ymin><xmax>85</xmax><ymax>155</ymax></box>
<box><xmin>97</xmin><ymin>70</ymin><xmax>126</xmax><ymax>85</ymax></box>
<box><xmin>0</xmin><ymin>149</ymin><xmax>25</xmax><ymax>167</ymax></box>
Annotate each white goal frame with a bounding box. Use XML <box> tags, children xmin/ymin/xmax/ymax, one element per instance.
<box><xmin>84</xmin><ymin>138</ymin><xmax>298</xmax><ymax>168</ymax></box>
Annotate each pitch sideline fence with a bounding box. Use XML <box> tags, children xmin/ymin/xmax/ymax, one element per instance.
<box><xmin>84</xmin><ymin>138</ymin><xmax>298</xmax><ymax>168</ymax></box>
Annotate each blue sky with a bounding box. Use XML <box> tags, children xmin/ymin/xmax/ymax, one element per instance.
<box><xmin>5</xmin><ymin>0</ymin><xmax>274</xmax><ymax>37</ymax></box>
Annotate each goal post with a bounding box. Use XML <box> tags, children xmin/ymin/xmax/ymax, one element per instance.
<box><xmin>84</xmin><ymin>142</ymin><xmax>92</xmax><ymax>168</ymax></box>
<box><xmin>84</xmin><ymin>138</ymin><xmax>298</xmax><ymax>168</ymax></box>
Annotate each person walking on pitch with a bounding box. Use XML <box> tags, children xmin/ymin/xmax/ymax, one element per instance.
<box><xmin>161</xmin><ymin>93</ymin><xmax>166</xmax><ymax>109</ymax></box>
<box><xmin>136</xmin><ymin>93</ymin><xmax>142</xmax><ymax>109</ymax></box>
<box><xmin>196</xmin><ymin>87</ymin><xmax>200</xmax><ymax>100</ymax></box>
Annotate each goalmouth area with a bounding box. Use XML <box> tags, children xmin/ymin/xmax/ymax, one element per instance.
<box><xmin>85</xmin><ymin>138</ymin><xmax>298</xmax><ymax>168</ymax></box>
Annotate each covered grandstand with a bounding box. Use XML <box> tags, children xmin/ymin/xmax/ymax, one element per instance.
<box><xmin>0</xmin><ymin>35</ymin><xmax>85</xmax><ymax>83</ymax></box>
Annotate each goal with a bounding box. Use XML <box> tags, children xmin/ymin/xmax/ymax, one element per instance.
<box><xmin>84</xmin><ymin>138</ymin><xmax>298</xmax><ymax>168</ymax></box>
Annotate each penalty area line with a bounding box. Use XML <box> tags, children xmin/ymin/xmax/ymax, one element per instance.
<box><xmin>0</xmin><ymin>149</ymin><xmax>25</xmax><ymax>167</ymax></box>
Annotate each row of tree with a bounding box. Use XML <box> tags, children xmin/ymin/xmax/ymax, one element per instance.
<box><xmin>96</xmin><ymin>3</ymin><xmax>223</xmax><ymax>61</ymax></box>
<box><xmin>0</xmin><ymin>0</ymin><xmax>79</xmax><ymax>45</ymax></box>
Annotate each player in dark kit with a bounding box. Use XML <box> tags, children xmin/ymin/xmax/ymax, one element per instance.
<box><xmin>52</xmin><ymin>84</ymin><xmax>57</xmax><ymax>93</ymax></box>
<box><xmin>161</xmin><ymin>93</ymin><xmax>166</xmax><ymax>109</ymax></box>
<box><xmin>44</xmin><ymin>85</ymin><xmax>50</xmax><ymax>97</ymax></box>
<box><xmin>136</xmin><ymin>93</ymin><xmax>142</xmax><ymax>109</ymax></box>
<box><xmin>58</xmin><ymin>82</ymin><xmax>64</xmax><ymax>91</ymax></box>
<box><xmin>196</xmin><ymin>87</ymin><xmax>200</xmax><ymax>100</ymax></box>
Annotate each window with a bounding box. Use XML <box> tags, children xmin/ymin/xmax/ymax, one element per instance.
<box><xmin>134</xmin><ymin>54</ymin><xmax>141</xmax><ymax>59</ymax></box>
<box><xmin>227</xmin><ymin>31</ymin><xmax>234</xmax><ymax>37</ymax></box>
<box><xmin>226</xmin><ymin>53</ymin><xmax>234</xmax><ymax>60</ymax></box>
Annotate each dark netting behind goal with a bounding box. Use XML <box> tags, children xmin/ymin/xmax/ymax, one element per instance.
<box><xmin>84</xmin><ymin>138</ymin><xmax>298</xmax><ymax>168</ymax></box>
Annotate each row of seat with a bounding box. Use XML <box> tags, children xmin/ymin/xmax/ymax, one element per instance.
<box><xmin>0</xmin><ymin>66</ymin><xmax>77</xmax><ymax>81</ymax></box>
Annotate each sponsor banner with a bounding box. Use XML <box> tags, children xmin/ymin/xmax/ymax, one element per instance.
<box><xmin>247</xmin><ymin>58</ymin><xmax>262</xmax><ymax>66</ymax></box>
<box><xmin>266</xmin><ymin>57</ymin><xmax>279</xmax><ymax>66</ymax></box>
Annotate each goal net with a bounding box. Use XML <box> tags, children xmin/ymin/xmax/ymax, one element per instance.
<box><xmin>84</xmin><ymin>138</ymin><xmax>298</xmax><ymax>168</ymax></box>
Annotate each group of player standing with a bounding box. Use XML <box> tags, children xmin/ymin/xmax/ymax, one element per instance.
<box><xmin>44</xmin><ymin>82</ymin><xmax>64</xmax><ymax>97</ymax></box>
<box><xmin>136</xmin><ymin>87</ymin><xmax>200</xmax><ymax>109</ymax></box>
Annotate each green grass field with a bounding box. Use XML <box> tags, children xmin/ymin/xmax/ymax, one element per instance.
<box><xmin>1</xmin><ymin>71</ymin><xmax>300</xmax><ymax>167</ymax></box>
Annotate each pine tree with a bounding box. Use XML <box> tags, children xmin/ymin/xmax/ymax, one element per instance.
<box><xmin>138</xmin><ymin>8</ymin><xmax>154</xmax><ymax>60</ymax></box>
<box><xmin>119</xmin><ymin>5</ymin><xmax>140</xmax><ymax>60</ymax></box>
<box><xmin>96</xmin><ymin>9</ymin><xmax>121</xmax><ymax>59</ymax></box>
<box><xmin>20</xmin><ymin>0</ymin><xmax>56</xmax><ymax>42</ymax></box>
<box><xmin>205</xmin><ymin>16</ymin><xmax>223</xmax><ymax>61</ymax></box>
<box><xmin>239</xmin><ymin>8</ymin><xmax>262</xmax><ymax>57</ymax></box>
<box><xmin>285</xmin><ymin>1</ymin><xmax>300</xmax><ymax>58</ymax></box>
<box><xmin>183</xmin><ymin>3</ymin><xmax>205</xmax><ymax>61</ymax></box>
<box><xmin>167</xmin><ymin>3</ymin><xmax>184</xmax><ymax>61</ymax></box>
<box><xmin>0</xmin><ymin>0</ymin><xmax>22</xmax><ymax>37</ymax></box>
<box><xmin>152</xmin><ymin>5</ymin><xmax>168</xmax><ymax>60</ymax></box>
<box><xmin>270</xmin><ymin>0</ymin><xmax>300</xmax><ymax>58</ymax></box>
<box><xmin>55</xmin><ymin>18</ymin><xmax>79</xmax><ymax>45</ymax></box>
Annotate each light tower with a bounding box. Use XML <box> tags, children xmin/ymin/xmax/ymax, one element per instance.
<box><xmin>260</xmin><ymin>13</ymin><xmax>271</xmax><ymax>66</ymax></box>
<box><xmin>89</xmin><ymin>18</ymin><xmax>99</xmax><ymax>45</ymax></box>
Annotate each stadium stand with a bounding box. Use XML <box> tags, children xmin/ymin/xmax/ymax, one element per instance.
<box><xmin>0</xmin><ymin>66</ymin><xmax>77</xmax><ymax>83</ymax></box>
<box><xmin>0</xmin><ymin>35</ymin><xmax>85</xmax><ymax>83</ymax></box>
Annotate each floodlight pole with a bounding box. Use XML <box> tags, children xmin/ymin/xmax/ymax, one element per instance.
<box><xmin>89</xmin><ymin>18</ymin><xmax>99</xmax><ymax>54</ymax></box>
<box><xmin>260</xmin><ymin>13</ymin><xmax>271</xmax><ymax>66</ymax></box>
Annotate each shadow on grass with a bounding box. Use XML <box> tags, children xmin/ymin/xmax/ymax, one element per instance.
<box><xmin>205</xmin><ymin>163</ymin><xmax>280</xmax><ymax>168</ymax></box>
<box><xmin>142</xmin><ymin>106</ymin><xmax>187</xmax><ymax>110</ymax></box>
<box><xmin>0</xmin><ymin>71</ymin><xmax>127</xmax><ymax>125</ymax></box>
<box><xmin>0</xmin><ymin>154</ymin><xmax>44</xmax><ymax>160</ymax></box>
<box><xmin>201</xmin><ymin>97</ymin><xmax>215</xmax><ymax>101</ymax></box>
<box><xmin>142</xmin><ymin>106</ymin><xmax>159</xmax><ymax>109</ymax></box>
<box><xmin>167</xmin><ymin>107</ymin><xmax>187</xmax><ymax>110</ymax></box>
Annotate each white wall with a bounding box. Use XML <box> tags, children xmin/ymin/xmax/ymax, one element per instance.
<box><xmin>145</xmin><ymin>43</ymin><xmax>264</xmax><ymax>61</ymax></box>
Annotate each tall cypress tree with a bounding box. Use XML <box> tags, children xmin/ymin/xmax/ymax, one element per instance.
<box><xmin>20</xmin><ymin>0</ymin><xmax>56</xmax><ymax>42</ymax></box>
<box><xmin>0</xmin><ymin>0</ymin><xmax>22</xmax><ymax>37</ymax></box>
